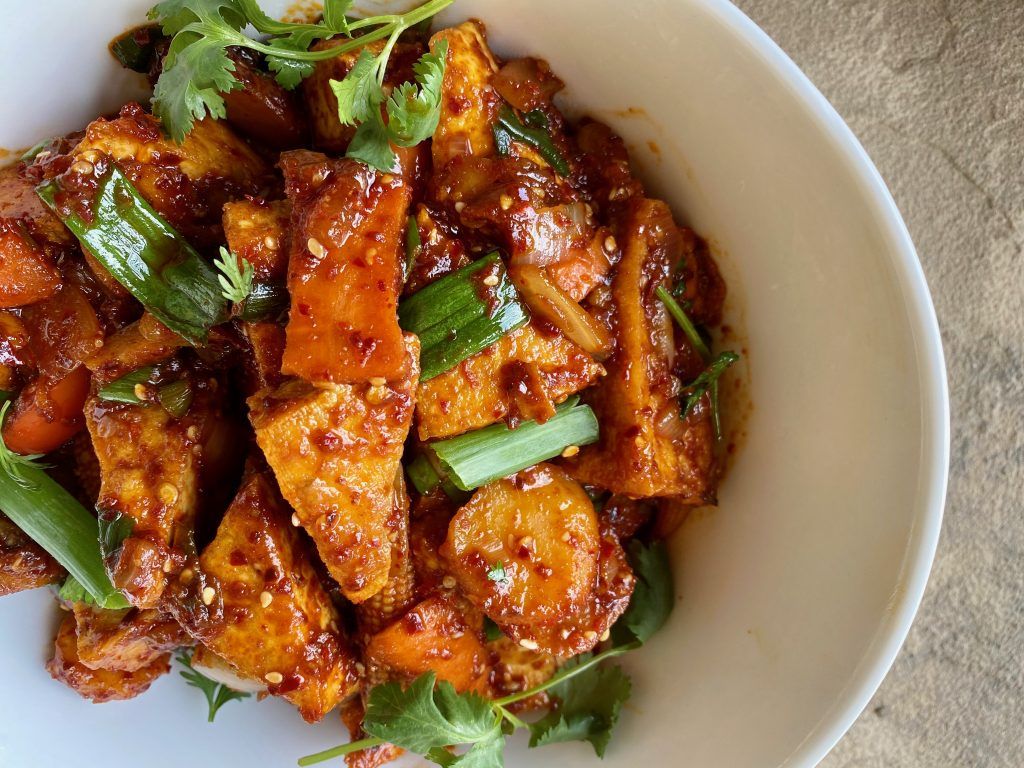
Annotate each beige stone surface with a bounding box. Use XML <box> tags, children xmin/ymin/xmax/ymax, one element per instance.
<box><xmin>729</xmin><ymin>1</ymin><xmax>1024</xmax><ymax>765</ymax></box>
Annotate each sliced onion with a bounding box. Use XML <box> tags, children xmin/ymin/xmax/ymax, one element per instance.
<box><xmin>514</xmin><ymin>203</ymin><xmax>590</xmax><ymax>266</ymax></box>
<box><xmin>190</xmin><ymin>646</ymin><xmax>267</xmax><ymax>694</ymax></box>
<box><xmin>510</xmin><ymin>263</ymin><xmax>612</xmax><ymax>360</ymax></box>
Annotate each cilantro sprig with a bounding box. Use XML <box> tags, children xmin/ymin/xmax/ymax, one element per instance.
<box><xmin>148</xmin><ymin>0</ymin><xmax>453</xmax><ymax>167</ymax></box>
<box><xmin>299</xmin><ymin>540</ymin><xmax>674</xmax><ymax>768</ymax></box>
<box><xmin>176</xmin><ymin>649</ymin><xmax>251</xmax><ymax>722</ymax></box>
<box><xmin>213</xmin><ymin>246</ymin><xmax>254</xmax><ymax>303</ymax></box>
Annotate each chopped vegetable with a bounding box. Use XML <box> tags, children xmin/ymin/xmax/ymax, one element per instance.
<box><xmin>398</xmin><ymin>252</ymin><xmax>530</xmax><ymax>381</ymax></box>
<box><xmin>37</xmin><ymin>166</ymin><xmax>227</xmax><ymax>345</ymax></box>
<box><xmin>109</xmin><ymin>24</ymin><xmax>165</xmax><ymax>73</ymax></box>
<box><xmin>682</xmin><ymin>351</ymin><xmax>740</xmax><ymax>439</ymax></box>
<box><xmin>0</xmin><ymin>403</ymin><xmax>128</xmax><ymax>609</ymax></box>
<box><xmin>427</xmin><ymin>396</ymin><xmax>599</xmax><ymax>491</ymax></box>
<box><xmin>213</xmin><ymin>247</ymin><xmax>255</xmax><ymax>304</ymax></box>
<box><xmin>176</xmin><ymin>649</ymin><xmax>251</xmax><ymax>723</ymax></box>
<box><xmin>149</xmin><ymin>0</ymin><xmax>453</xmax><ymax>162</ymax></box>
<box><xmin>237</xmin><ymin>281</ymin><xmax>288</xmax><ymax>322</ymax></box>
<box><xmin>510</xmin><ymin>263</ymin><xmax>612</xmax><ymax>360</ymax></box>
<box><xmin>493</xmin><ymin>104</ymin><xmax>569</xmax><ymax>176</ymax></box>
<box><xmin>655</xmin><ymin>284</ymin><xmax>710</xmax><ymax>361</ymax></box>
<box><xmin>404</xmin><ymin>215</ymin><xmax>420</xmax><ymax>282</ymax></box>
<box><xmin>98</xmin><ymin>365</ymin><xmax>195</xmax><ymax>419</ymax></box>
<box><xmin>97</xmin><ymin>367</ymin><xmax>155</xmax><ymax>404</ymax></box>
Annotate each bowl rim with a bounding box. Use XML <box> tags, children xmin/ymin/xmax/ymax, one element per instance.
<box><xmin>702</xmin><ymin>0</ymin><xmax>950</xmax><ymax>764</ymax></box>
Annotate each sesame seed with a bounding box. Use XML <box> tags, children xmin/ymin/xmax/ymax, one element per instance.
<box><xmin>519</xmin><ymin>638</ymin><xmax>540</xmax><ymax>651</ymax></box>
<box><xmin>442</xmin><ymin>575</ymin><xmax>456</xmax><ymax>589</ymax></box>
<box><xmin>162</xmin><ymin>558</ymin><xmax>173</xmax><ymax>573</ymax></box>
<box><xmin>354</xmin><ymin>662</ymin><xmax>366</xmax><ymax>676</ymax></box>
<box><xmin>35</xmin><ymin>150</ymin><xmax>52</xmax><ymax>161</ymax></box>
<box><xmin>603</xmin><ymin>235</ymin><xmax>617</xmax><ymax>253</ymax></box>
<box><xmin>186</xmin><ymin>425</ymin><xmax>199</xmax><ymax>440</ymax></box>
<box><xmin>560</xmin><ymin>531</ymin><xmax>571</xmax><ymax>542</ymax></box>
<box><xmin>428</xmin><ymin>229</ymin><xmax>440</xmax><ymax>245</ymax></box>
<box><xmin>291</xmin><ymin>513</ymin><xmax>300</xmax><ymax>527</ymax></box>
<box><xmin>454</xmin><ymin>201</ymin><xmax>466</xmax><ymax>213</ymax></box>
<box><xmin>560</xmin><ymin>444</ymin><xmax>580</xmax><ymax>458</ymax></box>
<box><xmin>380</xmin><ymin>173</ymin><xmax>394</xmax><ymax>184</ymax></box>
<box><xmin>70</xmin><ymin>159</ymin><xmax>94</xmax><ymax>175</ymax></box>
<box><xmin>260</xmin><ymin>591</ymin><xmax>273</xmax><ymax>608</ymax></box>
<box><xmin>584</xmin><ymin>630</ymin><xmax>598</xmax><ymax>641</ymax></box>
<box><xmin>180</xmin><ymin>568</ymin><xmax>194</xmax><ymax>584</ymax></box>
<box><xmin>481</xmin><ymin>274</ymin><xmax>499</xmax><ymax>287</ymax></box>
<box><xmin>368</xmin><ymin>377</ymin><xmax>387</xmax><ymax>387</ymax></box>
<box><xmin>518</xmin><ymin>536</ymin><xmax>535</xmax><ymax>551</ymax></box>
<box><xmin>133</xmin><ymin>383</ymin><xmax>148</xmax><ymax>400</ymax></box>
<box><xmin>80</xmin><ymin>150</ymin><xmax>100</xmax><ymax>164</ymax></box>
<box><xmin>264</xmin><ymin>235</ymin><xmax>278</xmax><ymax>249</ymax></box>
<box><xmin>201</xmin><ymin>586</ymin><xmax>216</xmax><ymax>605</ymax></box>
<box><xmin>312</xmin><ymin>168</ymin><xmax>329</xmax><ymax>185</ymax></box>
<box><xmin>599</xmin><ymin>629</ymin><xmax>610</xmax><ymax>641</ymax></box>
<box><xmin>158</xmin><ymin>483</ymin><xmax>179</xmax><ymax>505</ymax></box>
<box><xmin>264</xmin><ymin>671</ymin><xmax>284</xmax><ymax>684</ymax></box>
<box><xmin>499</xmin><ymin>194</ymin><xmax>513</xmax><ymax>211</ymax></box>
<box><xmin>307</xmin><ymin>237</ymin><xmax>327</xmax><ymax>259</ymax></box>
<box><xmin>366</xmin><ymin>385</ymin><xmax>388</xmax><ymax>405</ymax></box>
<box><xmin>560</xmin><ymin>628</ymin><xmax>572</xmax><ymax>639</ymax></box>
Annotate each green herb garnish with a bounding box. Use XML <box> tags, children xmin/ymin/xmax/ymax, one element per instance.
<box><xmin>176</xmin><ymin>649</ymin><xmax>251</xmax><ymax>722</ymax></box>
<box><xmin>299</xmin><ymin>540</ymin><xmax>672</xmax><ymax>767</ymax></box>
<box><xmin>331</xmin><ymin>38</ymin><xmax>448</xmax><ymax>171</ymax></box>
<box><xmin>148</xmin><ymin>0</ymin><xmax>453</xmax><ymax>168</ymax></box>
<box><xmin>404</xmin><ymin>215</ymin><xmax>420</xmax><ymax>282</ymax></box>
<box><xmin>655</xmin><ymin>284</ymin><xmax>710</xmax><ymax>361</ymax></box>
<box><xmin>493</xmin><ymin>104</ymin><xmax>569</xmax><ymax>176</ymax></box>
<box><xmin>486</xmin><ymin>561</ymin><xmax>508</xmax><ymax>584</ymax></box>
<box><xmin>213</xmin><ymin>246</ymin><xmax>254</xmax><ymax>304</ymax></box>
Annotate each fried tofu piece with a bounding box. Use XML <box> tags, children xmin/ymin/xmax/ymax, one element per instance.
<box><xmin>84</xmin><ymin>313</ymin><xmax>185</xmax><ymax>386</ymax></box>
<box><xmin>72</xmin><ymin>103</ymin><xmax>272</xmax><ymax>248</ymax></box>
<box><xmin>0</xmin><ymin>162</ymin><xmax>75</xmax><ymax>252</ymax></box>
<box><xmin>249</xmin><ymin>336</ymin><xmax>419</xmax><ymax>602</ymax></box>
<box><xmin>500</xmin><ymin>523</ymin><xmax>634</xmax><ymax>657</ymax></box>
<box><xmin>442</xmin><ymin>464</ymin><xmax>599</xmax><ymax>627</ymax></box>
<box><xmin>364</xmin><ymin>594</ymin><xmax>489</xmax><ymax>694</ymax></box>
<box><xmin>0</xmin><ymin>223</ymin><xmax>62</xmax><ymax>307</ymax></box>
<box><xmin>356</xmin><ymin>471</ymin><xmax>417</xmax><ymax>639</ymax></box>
<box><xmin>172</xmin><ymin>470</ymin><xmax>360</xmax><ymax>722</ymax></box>
<box><xmin>279</xmin><ymin>151</ymin><xmax>411</xmax><ymax>385</ymax></box>
<box><xmin>222</xmin><ymin>199</ymin><xmax>290</xmax><ymax>283</ymax></box>
<box><xmin>48</xmin><ymin>614</ymin><xmax>169</xmax><ymax>703</ymax></box>
<box><xmin>85</xmin><ymin>377</ymin><xmax>224</xmax><ymax>608</ymax></box>
<box><xmin>567</xmin><ymin>198</ymin><xmax>717</xmax><ymax>501</ymax></box>
<box><xmin>302</xmin><ymin>39</ymin><xmax>425</xmax><ymax>154</ymax></box>
<box><xmin>0</xmin><ymin>512</ymin><xmax>64</xmax><ymax>596</ymax></box>
<box><xmin>430</xmin><ymin>21</ymin><xmax>502</xmax><ymax>168</ymax></box>
<box><xmin>415</xmin><ymin>322</ymin><xmax>603</xmax><ymax>440</ymax></box>
<box><xmin>72</xmin><ymin>605</ymin><xmax>187</xmax><ymax>672</ymax></box>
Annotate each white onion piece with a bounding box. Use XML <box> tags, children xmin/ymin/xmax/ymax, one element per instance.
<box><xmin>190</xmin><ymin>646</ymin><xmax>267</xmax><ymax>694</ymax></box>
<box><xmin>514</xmin><ymin>203</ymin><xmax>590</xmax><ymax>266</ymax></box>
<box><xmin>510</xmin><ymin>263</ymin><xmax>612</xmax><ymax>360</ymax></box>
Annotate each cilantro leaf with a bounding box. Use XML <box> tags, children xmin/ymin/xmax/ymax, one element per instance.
<box><xmin>346</xmin><ymin>115</ymin><xmax>398</xmax><ymax>173</ymax></box>
<box><xmin>176</xmin><ymin>649</ymin><xmax>250</xmax><ymax>722</ymax></box>
<box><xmin>528</xmin><ymin>658</ymin><xmax>631</xmax><ymax>757</ymax></box>
<box><xmin>614</xmin><ymin>539</ymin><xmax>674</xmax><ymax>645</ymax></box>
<box><xmin>363</xmin><ymin>673</ymin><xmax>500</xmax><ymax>755</ymax></box>
<box><xmin>98</xmin><ymin>510</ymin><xmax>136</xmax><ymax>565</ymax></box>
<box><xmin>149</xmin><ymin>0</ymin><xmax>247</xmax><ymax>36</ymax></box>
<box><xmin>386</xmin><ymin>40</ymin><xmax>448</xmax><ymax>147</ymax></box>
<box><xmin>330</xmin><ymin>48</ymin><xmax>384</xmax><ymax>126</ymax></box>
<box><xmin>264</xmin><ymin>37</ymin><xmax>318</xmax><ymax>89</ymax></box>
<box><xmin>681</xmin><ymin>350</ymin><xmax>740</xmax><ymax>439</ymax></box>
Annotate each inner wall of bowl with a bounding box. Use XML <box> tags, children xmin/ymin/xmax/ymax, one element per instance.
<box><xmin>0</xmin><ymin>2</ymin><xmax>938</xmax><ymax>767</ymax></box>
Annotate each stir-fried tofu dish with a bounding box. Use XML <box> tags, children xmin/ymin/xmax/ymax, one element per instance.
<box><xmin>0</xmin><ymin>1</ymin><xmax>740</xmax><ymax>765</ymax></box>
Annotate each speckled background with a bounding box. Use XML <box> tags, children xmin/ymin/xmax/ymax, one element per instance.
<box><xmin>729</xmin><ymin>1</ymin><xmax>1024</xmax><ymax>765</ymax></box>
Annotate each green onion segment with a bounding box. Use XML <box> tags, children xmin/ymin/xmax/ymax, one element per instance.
<box><xmin>493</xmin><ymin>104</ymin><xmax>569</xmax><ymax>176</ymax></box>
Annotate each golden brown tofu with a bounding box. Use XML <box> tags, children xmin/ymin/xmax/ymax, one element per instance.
<box><xmin>71</xmin><ymin>103</ymin><xmax>272</xmax><ymax>248</ymax></box>
<box><xmin>0</xmin><ymin>512</ymin><xmax>64</xmax><ymax>596</ymax></box>
<box><xmin>415</xmin><ymin>322</ymin><xmax>603</xmax><ymax>440</ymax></box>
<box><xmin>442</xmin><ymin>464</ymin><xmax>600</xmax><ymax>627</ymax></box>
<box><xmin>72</xmin><ymin>604</ymin><xmax>187</xmax><ymax>672</ymax></box>
<box><xmin>430</xmin><ymin>21</ymin><xmax>502</xmax><ymax>168</ymax></box>
<box><xmin>249</xmin><ymin>336</ymin><xmax>419</xmax><ymax>603</ymax></box>
<box><xmin>567</xmin><ymin>198</ymin><xmax>717</xmax><ymax>501</ymax></box>
<box><xmin>500</xmin><ymin>523</ymin><xmax>634</xmax><ymax>657</ymax></box>
<box><xmin>302</xmin><ymin>40</ymin><xmax>425</xmax><ymax>154</ymax></box>
<box><xmin>356</xmin><ymin>471</ymin><xmax>416</xmax><ymax>639</ymax></box>
<box><xmin>279</xmin><ymin>151</ymin><xmax>411</xmax><ymax>385</ymax></box>
<box><xmin>222</xmin><ymin>199</ymin><xmax>290</xmax><ymax>283</ymax></box>
<box><xmin>364</xmin><ymin>594</ymin><xmax>489</xmax><ymax>694</ymax></box>
<box><xmin>0</xmin><ymin>223</ymin><xmax>62</xmax><ymax>308</ymax></box>
<box><xmin>222</xmin><ymin>48</ymin><xmax>309</xmax><ymax>149</ymax></box>
<box><xmin>85</xmin><ymin>376</ymin><xmax>224</xmax><ymax>608</ymax></box>
<box><xmin>171</xmin><ymin>470</ymin><xmax>360</xmax><ymax>722</ymax></box>
<box><xmin>84</xmin><ymin>313</ymin><xmax>185</xmax><ymax>386</ymax></box>
<box><xmin>47</xmin><ymin>614</ymin><xmax>170</xmax><ymax>703</ymax></box>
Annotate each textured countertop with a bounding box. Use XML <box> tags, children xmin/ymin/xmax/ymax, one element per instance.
<box><xmin>730</xmin><ymin>1</ymin><xmax>1023</xmax><ymax>766</ymax></box>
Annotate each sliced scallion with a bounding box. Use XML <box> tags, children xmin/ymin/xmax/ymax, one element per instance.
<box><xmin>655</xmin><ymin>285</ymin><xmax>710</xmax><ymax>361</ymax></box>
<box><xmin>429</xmin><ymin>396</ymin><xmax>599</xmax><ymax>491</ymax></box>
<box><xmin>157</xmin><ymin>379</ymin><xmax>194</xmax><ymax>419</ymax></box>
<box><xmin>238</xmin><ymin>281</ymin><xmax>288</xmax><ymax>321</ymax></box>
<box><xmin>398</xmin><ymin>252</ymin><xmax>529</xmax><ymax>381</ymax></box>
<box><xmin>0</xmin><ymin>405</ymin><xmax>128</xmax><ymax>608</ymax></box>
<box><xmin>98</xmin><ymin>367</ymin><xmax>156</xmax><ymax>404</ymax></box>
<box><xmin>493</xmin><ymin>104</ymin><xmax>569</xmax><ymax>176</ymax></box>
<box><xmin>682</xmin><ymin>351</ymin><xmax>739</xmax><ymax>439</ymax></box>
<box><xmin>404</xmin><ymin>215</ymin><xmax>420</xmax><ymax>283</ymax></box>
<box><xmin>36</xmin><ymin>166</ymin><xmax>228</xmax><ymax>345</ymax></box>
<box><xmin>99</xmin><ymin>365</ymin><xmax>194</xmax><ymax>419</ymax></box>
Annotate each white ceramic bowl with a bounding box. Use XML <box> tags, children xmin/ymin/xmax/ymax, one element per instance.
<box><xmin>0</xmin><ymin>1</ymin><xmax>949</xmax><ymax>767</ymax></box>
